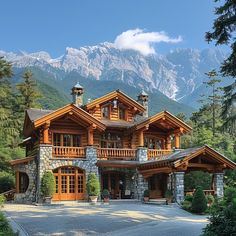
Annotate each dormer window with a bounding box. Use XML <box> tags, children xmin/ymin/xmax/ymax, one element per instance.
<box><xmin>101</xmin><ymin>105</ymin><xmax>110</xmax><ymax>119</ymax></box>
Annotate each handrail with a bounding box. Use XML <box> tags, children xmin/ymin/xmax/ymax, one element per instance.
<box><xmin>52</xmin><ymin>146</ymin><xmax>85</xmax><ymax>158</ymax></box>
<box><xmin>97</xmin><ymin>148</ymin><xmax>136</xmax><ymax>160</ymax></box>
<box><xmin>147</xmin><ymin>149</ymin><xmax>173</xmax><ymax>160</ymax></box>
<box><xmin>1</xmin><ymin>189</ymin><xmax>16</xmax><ymax>201</ymax></box>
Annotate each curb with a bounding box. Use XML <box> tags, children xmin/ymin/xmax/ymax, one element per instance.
<box><xmin>3</xmin><ymin>211</ymin><xmax>29</xmax><ymax>236</ymax></box>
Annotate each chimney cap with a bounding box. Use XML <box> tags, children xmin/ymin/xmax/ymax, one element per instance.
<box><xmin>73</xmin><ymin>82</ymin><xmax>83</xmax><ymax>89</ymax></box>
<box><xmin>139</xmin><ymin>90</ymin><xmax>148</xmax><ymax>96</ymax></box>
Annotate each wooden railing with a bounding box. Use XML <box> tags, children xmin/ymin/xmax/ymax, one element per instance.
<box><xmin>52</xmin><ymin>146</ymin><xmax>86</xmax><ymax>158</ymax></box>
<box><xmin>97</xmin><ymin>148</ymin><xmax>136</xmax><ymax>160</ymax></box>
<box><xmin>147</xmin><ymin>149</ymin><xmax>173</xmax><ymax>160</ymax></box>
<box><xmin>185</xmin><ymin>190</ymin><xmax>215</xmax><ymax>196</ymax></box>
<box><xmin>1</xmin><ymin>189</ymin><xmax>16</xmax><ymax>201</ymax></box>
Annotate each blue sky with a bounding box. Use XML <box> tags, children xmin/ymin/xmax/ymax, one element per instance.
<box><xmin>1</xmin><ymin>0</ymin><xmax>219</xmax><ymax>57</ymax></box>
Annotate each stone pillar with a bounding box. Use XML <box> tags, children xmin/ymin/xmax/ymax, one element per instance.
<box><xmin>213</xmin><ymin>173</ymin><xmax>224</xmax><ymax>198</ymax></box>
<box><xmin>134</xmin><ymin>173</ymin><xmax>148</xmax><ymax>200</ymax></box>
<box><xmin>86</xmin><ymin>146</ymin><xmax>99</xmax><ymax>177</ymax></box>
<box><xmin>136</xmin><ymin>147</ymin><xmax>148</xmax><ymax>162</ymax></box>
<box><xmin>172</xmin><ymin>172</ymin><xmax>185</xmax><ymax>204</ymax></box>
<box><xmin>36</xmin><ymin>144</ymin><xmax>53</xmax><ymax>202</ymax></box>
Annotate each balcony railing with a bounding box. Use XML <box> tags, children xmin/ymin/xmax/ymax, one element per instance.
<box><xmin>147</xmin><ymin>149</ymin><xmax>173</xmax><ymax>160</ymax></box>
<box><xmin>52</xmin><ymin>146</ymin><xmax>86</xmax><ymax>158</ymax></box>
<box><xmin>97</xmin><ymin>148</ymin><xmax>136</xmax><ymax>161</ymax></box>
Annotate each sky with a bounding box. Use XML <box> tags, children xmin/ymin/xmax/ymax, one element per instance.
<box><xmin>1</xmin><ymin>0</ymin><xmax>221</xmax><ymax>57</ymax></box>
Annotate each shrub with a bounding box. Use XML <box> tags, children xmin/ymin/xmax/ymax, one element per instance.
<box><xmin>206</xmin><ymin>194</ymin><xmax>215</xmax><ymax>206</ymax></box>
<box><xmin>0</xmin><ymin>212</ymin><xmax>17</xmax><ymax>236</ymax></box>
<box><xmin>40</xmin><ymin>171</ymin><xmax>56</xmax><ymax>198</ymax></box>
<box><xmin>86</xmin><ymin>173</ymin><xmax>100</xmax><ymax>196</ymax></box>
<box><xmin>143</xmin><ymin>189</ymin><xmax>150</xmax><ymax>198</ymax></box>
<box><xmin>102</xmin><ymin>189</ymin><xmax>110</xmax><ymax>198</ymax></box>
<box><xmin>182</xmin><ymin>200</ymin><xmax>192</xmax><ymax>211</ymax></box>
<box><xmin>191</xmin><ymin>187</ymin><xmax>207</xmax><ymax>213</ymax></box>
<box><xmin>0</xmin><ymin>195</ymin><xmax>6</xmax><ymax>208</ymax></box>
<box><xmin>184</xmin><ymin>195</ymin><xmax>193</xmax><ymax>202</ymax></box>
<box><xmin>224</xmin><ymin>187</ymin><xmax>236</xmax><ymax>204</ymax></box>
<box><xmin>0</xmin><ymin>171</ymin><xmax>15</xmax><ymax>193</ymax></box>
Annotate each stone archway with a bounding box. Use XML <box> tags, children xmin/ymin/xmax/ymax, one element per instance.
<box><xmin>52</xmin><ymin>166</ymin><xmax>85</xmax><ymax>201</ymax></box>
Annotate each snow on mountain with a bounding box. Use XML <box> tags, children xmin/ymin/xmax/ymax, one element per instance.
<box><xmin>0</xmin><ymin>44</ymin><xmax>226</xmax><ymax>103</ymax></box>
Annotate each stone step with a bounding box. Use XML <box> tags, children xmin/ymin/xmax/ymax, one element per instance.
<box><xmin>145</xmin><ymin>198</ymin><xmax>167</xmax><ymax>205</ymax></box>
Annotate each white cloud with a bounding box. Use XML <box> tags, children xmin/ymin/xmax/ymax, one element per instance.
<box><xmin>114</xmin><ymin>28</ymin><xmax>182</xmax><ymax>56</ymax></box>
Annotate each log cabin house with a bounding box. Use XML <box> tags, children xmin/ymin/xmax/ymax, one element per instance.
<box><xmin>10</xmin><ymin>82</ymin><xmax>236</xmax><ymax>203</ymax></box>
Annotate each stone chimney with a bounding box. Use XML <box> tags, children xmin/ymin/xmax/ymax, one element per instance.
<box><xmin>137</xmin><ymin>90</ymin><xmax>149</xmax><ymax>117</ymax></box>
<box><xmin>71</xmin><ymin>82</ymin><xmax>84</xmax><ymax>107</ymax></box>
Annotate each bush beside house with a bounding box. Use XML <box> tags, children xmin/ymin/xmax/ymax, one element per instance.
<box><xmin>40</xmin><ymin>171</ymin><xmax>56</xmax><ymax>202</ymax></box>
<box><xmin>86</xmin><ymin>173</ymin><xmax>100</xmax><ymax>202</ymax></box>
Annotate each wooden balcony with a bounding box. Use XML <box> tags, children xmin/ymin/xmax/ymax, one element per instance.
<box><xmin>52</xmin><ymin>146</ymin><xmax>86</xmax><ymax>158</ymax></box>
<box><xmin>147</xmin><ymin>149</ymin><xmax>173</xmax><ymax>160</ymax></box>
<box><xmin>97</xmin><ymin>148</ymin><xmax>136</xmax><ymax>161</ymax></box>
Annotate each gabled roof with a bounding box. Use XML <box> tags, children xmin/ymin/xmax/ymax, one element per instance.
<box><xmin>85</xmin><ymin>90</ymin><xmax>145</xmax><ymax>112</ymax></box>
<box><xmin>134</xmin><ymin>111</ymin><xmax>192</xmax><ymax>134</ymax></box>
<box><xmin>139</xmin><ymin>145</ymin><xmax>236</xmax><ymax>171</ymax></box>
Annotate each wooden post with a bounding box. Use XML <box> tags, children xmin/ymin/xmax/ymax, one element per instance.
<box><xmin>175</xmin><ymin>134</ymin><xmax>180</xmax><ymax>149</ymax></box>
<box><xmin>43</xmin><ymin>122</ymin><xmax>50</xmax><ymax>144</ymax></box>
<box><xmin>165</xmin><ymin>136</ymin><xmax>171</xmax><ymax>150</ymax></box>
<box><xmin>16</xmin><ymin>171</ymin><xmax>20</xmax><ymax>193</ymax></box>
<box><xmin>87</xmin><ymin>125</ymin><xmax>94</xmax><ymax>145</ymax></box>
<box><xmin>138</xmin><ymin>130</ymin><xmax>144</xmax><ymax>147</ymax></box>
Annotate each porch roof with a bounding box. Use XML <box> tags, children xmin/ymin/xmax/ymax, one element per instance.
<box><xmin>10</xmin><ymin>156</ymin><xmax>34</xmax><ymax>166</ymax></box>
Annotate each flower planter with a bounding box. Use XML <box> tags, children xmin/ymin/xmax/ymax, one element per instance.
<box><xmin>143</xmin><ymin>197</ymin><xmax>149</xmax><ymax>203</ymax></box>
<box><xmin>89</xmin><ymin>196</ymin><xmax>98</xmax><ymax>203</ymax></box>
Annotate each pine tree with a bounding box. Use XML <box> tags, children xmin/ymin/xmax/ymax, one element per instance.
<box><xmin>206</xmin><ymin>1</ymin><xmax>236</xmax><ymax>134</ymax></box>
<box><xmin>17</xmin><ymin>70</ymin><xmax>41</xmax><ymax>110</ymax></box>
<box><xmin>191</xmin><ymin>187</ymin><xmax>207</xmax><ymax>213</ymax></box>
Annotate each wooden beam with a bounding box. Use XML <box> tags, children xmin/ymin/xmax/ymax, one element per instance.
<box><xmin>165</xmin><ymin>136</ymin><xmax>171</xmax><ymax>150</ymax></box>
<box><xmin>43</xmin><ymin>121</ymin><xmax>50</xmax><ymax>144</ymax></box>
<box><xmin>87</xmin><ymin>125</ymin><xmax>94</xmax><ymax>145</ymax></box>
<box><xmin>175</xmin><ymin>134</ymin><xmax>180</xmax><ymax>149</ymax></box>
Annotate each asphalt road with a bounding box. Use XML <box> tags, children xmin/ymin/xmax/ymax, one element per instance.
<box><xmin>4</xmin><ymin>202</ymin><xmax>208</xmax><ymax>236</ymax></box>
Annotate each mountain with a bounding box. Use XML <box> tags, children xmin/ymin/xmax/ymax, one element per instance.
<box><xmin>0</xmin><ymin>43</ymin><xmax>228</xmax><ymax>111</ymax></box>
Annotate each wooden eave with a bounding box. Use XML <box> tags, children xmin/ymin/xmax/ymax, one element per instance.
<box><xmin>10</xmin><ymin>156</ymin><xmax>34</xmax><ymax>166</ymax></box>
<box><xmin>174</xmin><ymin>145</ymin><xmax>236</xmax><ymax>170</ymax></box>
<box><xmin>85</xmin><ymin>90</ymin><xmax>145</xmax><ymax>112</ymax></box>
<box><xmin>134</xmin><ymin>111</ymin><xmax>192</xmax><ymax>134</ymax></box>
<box><xmin>96</xmin><ymin>160</ymin><xmax>139</xmax><ymax>168</ymax></box>
<box><xmin>33</xmin><ymin>104</ymin><xmax>106</xmax><ymax>131</ymax></box>
<box><xmin>23</xmin><ymin>112</ymin><xmax>34</xmax><ymax>137</ymax></box>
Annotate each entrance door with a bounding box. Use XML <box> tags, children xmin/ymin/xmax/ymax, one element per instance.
<box><xmin>102</xmin><ymin>172</ymin><xmax>125</xmax><ymax>199</ymax></box>
<box><xmin>52</xmin><ymin>166</ymin><xmax>85</xmax><ymax>201</ymax></box>
<box><xmin>148</xmin><ymin>174</ymin><xmax>167</xmax><ymax>199</ymax></box>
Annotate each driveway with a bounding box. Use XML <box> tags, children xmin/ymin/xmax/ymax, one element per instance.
<box><xmin>4</xmin><ymin>202</ymin><xmax>208</xmax><ymax>236</ymax></box>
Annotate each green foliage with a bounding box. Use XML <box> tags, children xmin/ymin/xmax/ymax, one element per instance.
<box><xmin>191</xmin><ymin>187</ymin><xmax>207</xmax><ymax>213</ymax></box>
<box><xmin>0</xmin><ymin>57</ymin><xmax>13</xmax><ymax>79</ymax></box>
<box><xmin>143</xmin><ymin>189</ymin><xmax>150</xmax><ymax>197</ymax></box>
<box><xmin>86</xmin><ymin>173</ymin><xmax>100</xmax><ymax>196</ymax></box>
<box><xmin>0</xmin><ymin>195</ymin><xmax>6</xmax><ymax>208</ymax></box>
<box><xmin>0</xmin><ymin>212</ymin><xmax>17</xmax><ymax>236</ymax></box>
<box><xmin>206</xmin><ymin>195</ymin><xmax>215</xmax><ymax>206</ymax></box>
<box><xmin>184</xmin><ymin>171</ymin><xmax>211</xmax><ymax>191</ymax></box>
<box><xmin>181</xmin><ymin>200</ymin><xmax>192</xmax><ymax>211</ymax></box>
<box><xmin>0</xmin><ymin>172</ymin><xmax>15</xmax><ymax>193</ymax></box>
<box><xmin>102</xmin><ymin>189</ymin><xmax>110</xmax><ymax>198</ymax></box>
<box><xmin>40</xmin><ymin>171</ymin><xmax>56</xmax><ymax>197</ymax></box>
<box><xmin>184</xmin><ymin>195</ymin><xmax>193</xmax><ymax>203</ymax></box>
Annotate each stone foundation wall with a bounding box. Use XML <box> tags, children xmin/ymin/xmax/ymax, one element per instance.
<box><xmin>13</xmin><ymin>159</ymin><xmax>37</xmax><ymax>203</ymax></box>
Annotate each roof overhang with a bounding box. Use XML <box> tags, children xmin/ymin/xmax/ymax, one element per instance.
<box><xmin>33</xmin><ymin>104</ymin><xmax>106</xmax><ymax>131</ymax></box>
<box><xmin>133</xmin><ymin>111</ymin><xmax>192</xmax><ymax>134</ymax></box>
<box><xmin>85</xmin><ymin>90</ymin><xmax>145</xmax><ymax>113</ymax></box>
<box><xmin>10</xmin><ymin>156</ymin><xmax>34</xmax><ymax>166</ymax></box>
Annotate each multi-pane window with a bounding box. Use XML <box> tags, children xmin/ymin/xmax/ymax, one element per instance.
<box><xmin>101</xmin><ymin>106</ymin><xmax>109</xmax><ymax>119</ymax></box>
<box><xmin>53</xmin><ymin>133</ymin><xmax>80</xmax><ymax>147</ymax></box>
<box><xmin>119</xmin><ymin>107</ymin><xmax>126</xmax><ymax>120</ymax></box>
<box><xmin>101</xmin><ymin>133</ymin><xmax>122</xmax><ymax>148</ymax></box>
<box><xmin>144</xmin><ymin>137</ymin><xmax>162</xmax><ymax>149</ymax></box>
<box><xmin>78</xmin><ymin>175</ymin><xmax>83</xmax><ymax>193</ymax></box>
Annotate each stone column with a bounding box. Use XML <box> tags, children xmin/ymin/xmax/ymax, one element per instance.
<box><xmin>86</xmin><ymin>146</ymin><xmax>99</xmax><ymax>177</ymax></box>
<box><xmin>136</xmin><ymin>147</ymin><xmax>148</xmax><ymax>162</ymax></box>
<box><xmin>172</xmin><ymin>172</ymin><xmax>185</xmax><ymax>204</ymax></box>
<box><xmin>36</xmin><ymin>144</ymin><xmax>53</xmax><ymax>202</ymax></box>
<box><xmin>134</xmin><ymin>173</ymin><xmax>148</xmax><ymax>200</ymax></box>
<box><xmin>213</xmin><ymin>172</ymin><xmax>224</xmax><ymax>198</ymax></box>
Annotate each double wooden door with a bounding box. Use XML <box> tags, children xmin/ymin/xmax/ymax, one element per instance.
<box><xmin>52</xmin><ymin>166</ymin><xmax>85</xmax><ymax>201</ymax></box>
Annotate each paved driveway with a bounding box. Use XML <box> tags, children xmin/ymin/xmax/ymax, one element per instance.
<box><xmin>4</xmin><ymin>202</ymin><xmax>208</xmax><ymax>236</ymax></box>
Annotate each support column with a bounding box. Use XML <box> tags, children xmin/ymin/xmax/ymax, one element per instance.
<box><xmin>172</xmin><ymin>172</ymin><xmax>185</xmax><ymax>204</ymax></box>
<box><xmin>136</xmin><ymin>147</ymin><xmax>148</xmax><ymax>162</ymax></box>
<box><xmin>175</xmin><ymin>134</ymin><xmax>180</xmax><ymax>149</ymax></box>
<box><xmin>134</xmin><ymin>173</ymin><xmax>148</xmax><ymax>200</ymax></box>
<box><xmin>86</xmin><ymin>146</ymin><xmax>98</xmax><ymax>176</ymax></box>
<box><xmin>138</xmin><ymin>130</ymin><xmax>144</xmax><ymax>147</ymax></box>
<box><xmin>87</xmin><ymin>126</ymin><xmax>94</xmax><ymax>146</ymax></box>
<box><xmin>213</xmin><ymin>172</ymin><xmax>224</xmax><ymax>198</ymax></box>
<box><xmin>165</xmin><ymin>136</ymin><xmax>171</xmax><ymax>150</ymax></box>
<box><xmin>43</xmin><ymin>122</ymin><xmax>50</xmax><ymax>144</ymax></box>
